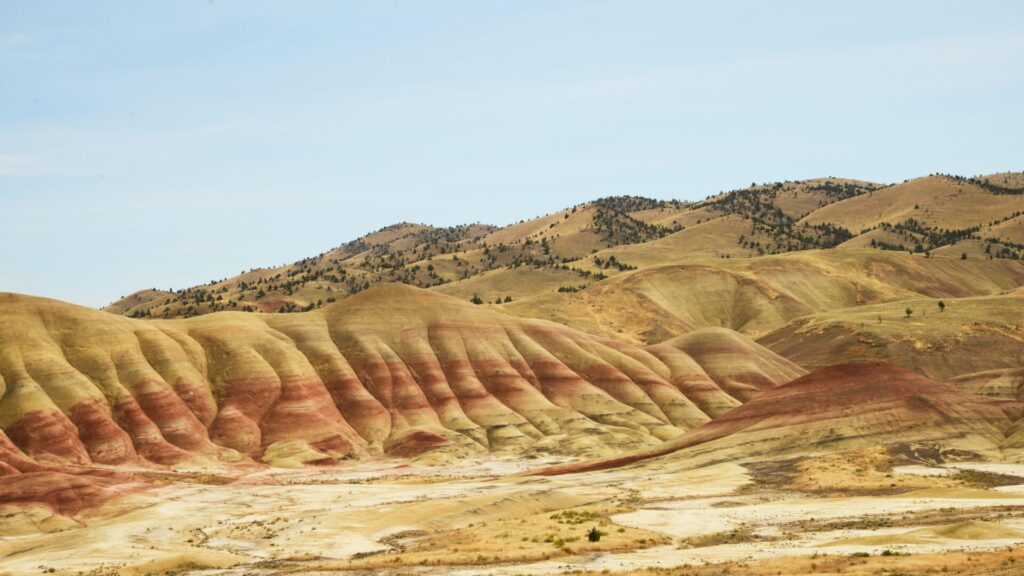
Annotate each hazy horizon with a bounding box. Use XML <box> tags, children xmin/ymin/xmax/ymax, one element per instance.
<box><xmin>3</xmin><ymin>1</ymin><xmax>1023</xmax><ymax>307</ymax></box>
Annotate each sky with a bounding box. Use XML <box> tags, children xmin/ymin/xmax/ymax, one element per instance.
<box><xmin>2</xmin><ymin>1</ymin><xmax>1023</xmax><ymax>307</ymax></box>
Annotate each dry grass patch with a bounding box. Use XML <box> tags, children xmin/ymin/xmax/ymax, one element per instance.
<box><xmin>678</xmin><ymin>526</ymin><xmax>766</xmax><ymax>548</ymax></box>
<box><xmin>746</xmin><ymin>447</ymin><xmax>979</xmax><ymax>496</ymax></box>
<box><xmin>308</xmin><ymin>503</ymin><xmax>668</xmax><ymax>571</ymax></box>
<box><xmin>950</xmin><ymin>468</ymin><xmax>1024</xmax><ymax>488</ymax></box>
<box><xmin>781</xmin><ymin>504</ymin><xmax>1024</xmax><ymax>534</ymax></box>
<box><xmin>568</xmin><ymin>546</ymin><xmax>1024</xmax><ymax>576</ymax></box>
<box><xmin>790</xmin><ymin>448</ymin><xmax>947</xmax><ymax>494</ymax></box>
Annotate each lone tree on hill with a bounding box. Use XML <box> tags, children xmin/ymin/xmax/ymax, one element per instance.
<box><xmin>588</xmin><ymin>527</ymin><xmax>602</xmax><ymax>542</ymax></box>
<box><xmin>938</xmin><ymin>300</ymin><xmax>946</xmax><ymax>312</ymax></box>
<box><xmin>905</xmin><ymin>307</ymin><xmax>913</xmax><ymax>318</ymax></box>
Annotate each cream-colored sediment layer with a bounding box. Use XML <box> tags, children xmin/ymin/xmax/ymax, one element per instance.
<box><xmin>4</xmin><ymin>455</ymin><xmax>1024</xmax><ymax>576</ymax></box>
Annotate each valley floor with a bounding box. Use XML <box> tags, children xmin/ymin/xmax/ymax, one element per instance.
<box><xmin>4</xmin><ymin>451</ymin><xmax>1024</xmax><ymax>576</ymax></box>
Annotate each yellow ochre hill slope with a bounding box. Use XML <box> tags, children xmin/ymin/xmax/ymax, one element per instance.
<box><xmin>504</xmin><ymin>249</ymin><xmax>1024</xmax><ymax>344</ymax></box>
<box><xmin>0</xmin><ymin>284</ymin><xmax>805</xmax><ymax>475</ymax></box>
<box><xmin>537</xmin><ymin>362</ymin><xmax>1024</xmax><ymax>476</ymax></box>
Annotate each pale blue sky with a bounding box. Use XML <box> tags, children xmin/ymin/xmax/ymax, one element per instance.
<box><xmin>2</xmin><ymin>1</ymin><xmax>1022</xmax><ymax>307</ymax></box>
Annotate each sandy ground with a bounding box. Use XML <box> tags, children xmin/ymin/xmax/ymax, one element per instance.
<box><xmin>3</xmin><ymin>455</ymin><xmax>1024</xmax><ymax>575</ymax></box>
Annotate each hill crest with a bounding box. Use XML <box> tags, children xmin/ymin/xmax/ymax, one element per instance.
<box><xmin>105</xmin><ymin>172</ymin><xmax>1023</xmax><ymax>320</ymax></box>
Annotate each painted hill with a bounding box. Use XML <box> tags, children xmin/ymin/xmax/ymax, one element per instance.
<box><xmin>537</xmin><ymin>362</ymin><xmax>1024</xmax><ymax>475</ymax></box>
<box><xmin>0</xmin><ymin>285</ymin><xmax>805</xmax><ymax>476</ymax></box>
<box><xmin>950</xmin><ymin>367</ymin><xmax>1024</xmax><ymax>400</ymax></box>
<box><xmin>7</xmin><ymin>171</ymin><xmax>1024</xmax><ymax>575</ymax></box>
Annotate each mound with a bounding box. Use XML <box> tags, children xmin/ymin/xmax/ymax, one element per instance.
<box><xmin>758</xmin><ymin>294</ymin><xmax>1024</xmax><ymax>380</ymax></box>
<box><xmin>0</xmin><ymin>471</ymin><xmax>127</xmax><ymax>517</ymax></box>
<box><xmin>536</xmin><ymin>362</ymin><xmax>1024</xmax><ymax>475</ymax></box>
<box><xmin>0</xmin><ymin>285</ymin><xmax>800</xmax><ymax>480</ymax></box>
<box><xmin>652</xmin><ymin>328</ymin><xmax>806</xmax><ymax>404</ymax></box>
<box><xmin>105</xmin><ymin>197</ymin><xmax>687</xmax><ymax>319</ymax></box>
<box><xmin>581</xmin><ymin>214</ymin><xmax>774</xmax><ymax>266</ymax></box>
<box><xmin>104</xmin><ymin>173</ymin><xmax>1024</xmax><ymax>327</ymax></box>
<box><xmin>800</xmin><ymin>175</ymin><xmax>1024</xmax><ymax>233</ymax></box>
<box><xmin>506</xmin><ymin>249</ymin><xmax>1024</xmax><ymax>343</ymax></box>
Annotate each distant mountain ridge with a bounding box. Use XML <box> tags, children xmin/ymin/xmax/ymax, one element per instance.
<box><xmin>107</xmin><ymin>172</ymin><xmax>1023</xmax><ymax>320</ymax></box>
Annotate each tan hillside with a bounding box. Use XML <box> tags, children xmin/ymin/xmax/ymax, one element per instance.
<box><xmin>928</xmin><ymin>212</ymin><xmax>1024</xmax><ymax>260</ymax></box>
<box><xmin>581</xmin><ymin>214</ymin><xmax>783</xmax><ymax>267</ymax></box>
<box><xmin>102</xmin><ymin>288</ymin><xmax>175</xmax><ymax>315</ymax></box>
<box><xmin>430</xmin><ymin>264</ymin><xmax>590</xmax><ymax>304</ymax></box>
<box><xmin>587</xmin><ymin>173</ymin><xmax>1024</xmax><ymax>270</ymax></box>
<box><xmin>504</xmin><ymin>249</ymin><xmax>1024</xmax><ymax>344</ymax></box>
<box><xmin>756</xmin><ymin>293</ymin><xmax>1024</xmax><ymax>380</ymax></box>
<box><xmin>575</xmin><ymin>178</ymin><xmax>882</xmax><ymax>270</ymax></box>
<box><xmin>986</xmin><ymin>214</ymin><xmax>1024</xmax><ymax>243</ymax></box>
<box><xmin>699</xmin><ymin>177</ymin><xmax>880</xmax><ymax>220</ymax></box>
<box><xmin>977</xmin><ymin>171</ymin><xmax>1024</xmax><ymax>192</ymax></box>
<box><xmin>107</xmin><ymin>197</ymin><xmax>688</xmax><ymax>319</ymax></box>
<box><xmin>802</xmin><ymin>174</ymin><xmax>1024</xmax><ymax>231</ymax></box>
<box><xmin>650</xmin><ymin>328</ymin><xmax>806</xmax><ymax>406</ymax></box>
<box><xmin>105</xmin><ymin>174</ymin><xmax>1024</xmax><ymax>322</ymax></box>
<box><xmin>538</xmin><ymin>362</ymin><xmax>1024</xmax><ymax>475</ymax></box>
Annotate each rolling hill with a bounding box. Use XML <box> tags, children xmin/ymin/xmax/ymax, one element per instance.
<box><xmin>0</xmin><ymin>285</ymin><xmax>805</xmax><ymax>475</ymax></box>
<box><xmin>106</xmin><ymin>172</ymin><xmax>1024</xmax><ymax>321</ymax></box>
<box><xmin>538</xmin><ymin>362</ymin><xmax>1024</xmax><ymax>476</ymax></box>
<box><xmin>5</xmin><ymin>171</ymin><xmax>1024</xmax><ymax>576</ymax></box>
<box><xmin>504</xmin><ymin>249</ymin><xmax>1024</xmax><ymax>344</ymax></box>
<box><xmin>757</xmin><ymin>293</ymin><xmax>1024</xmax><ymax>380</ymax></box>
<box><xmin>106</xmin><ymin>197</ymin><xmax>689</xmax><ymax>319</ymax></box>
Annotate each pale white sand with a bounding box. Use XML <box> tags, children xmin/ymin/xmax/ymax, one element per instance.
<box><xmin>5</xmin><ymin>457</ymin><xmax>1024</xmax><ymax>575</ymax></box>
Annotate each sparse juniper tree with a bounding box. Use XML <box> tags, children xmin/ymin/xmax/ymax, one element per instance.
<box><xmin>961</xmin><ymin>252</ymin><xmax>967</xmax><ymax>260</ymax></box>
<box><xmin>470</xmin><ymin>293</ymin><xmax>483</xmax><ymax>305</ymax></box>
<box><xmin>938</xmin><ymin>300</ymin><xmax>946</xmax><ymax>312</ymax></box>
<box><xmin>588</xmin><ymin>527</ymin><xmax>602</xmax><ymax>542</ymax></box>
<box><xmin>905</xmin><ymin>307</ymin><xmax>913</xmax><ymax>318</ymax></box>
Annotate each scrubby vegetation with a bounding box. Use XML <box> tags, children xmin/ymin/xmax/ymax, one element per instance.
<box><xmin>106</xmin><ymin>173</ymin><xmax>1024</xmax><ymax>319</ymax></box>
